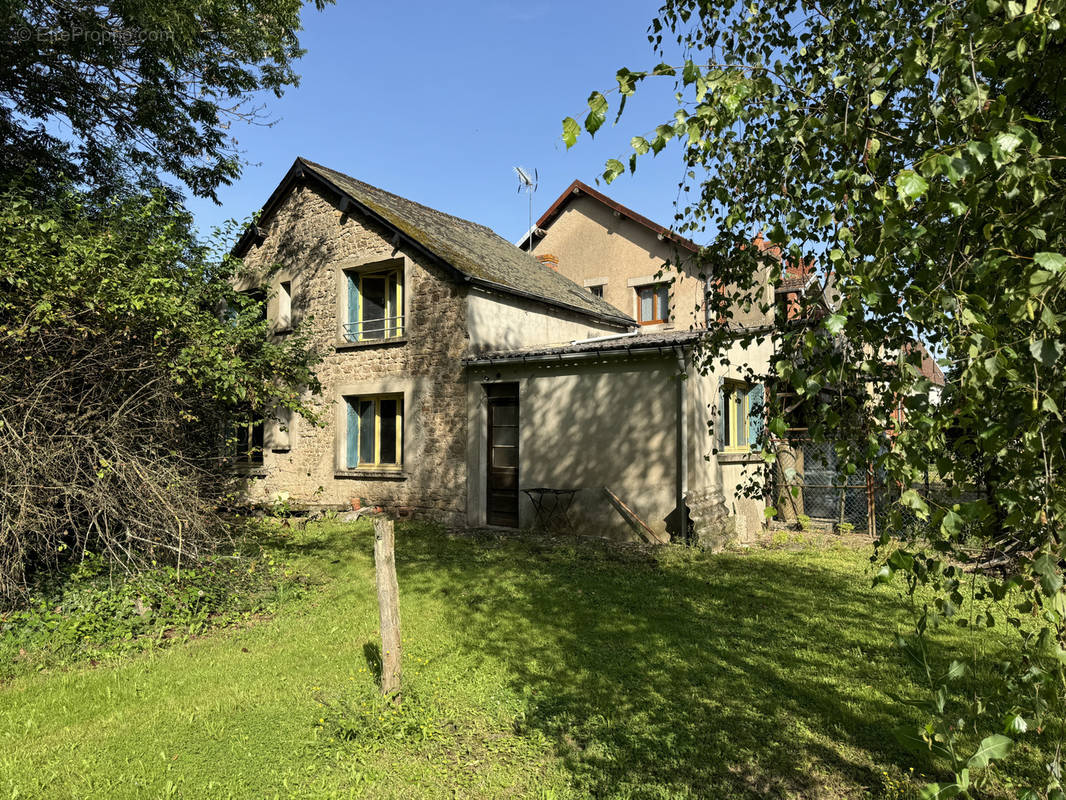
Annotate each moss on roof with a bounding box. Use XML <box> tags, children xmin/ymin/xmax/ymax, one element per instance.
<box><xmin>299</xmin><ymin>159</ymin><xmax>633</xmax><ymax>325</ymax></box>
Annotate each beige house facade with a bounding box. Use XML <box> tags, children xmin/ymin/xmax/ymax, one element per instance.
<box><xmin>519</xmin><ymin>180</ymin><xmax>770</xmax><ymax>331</ymax></box>
<box><xmin>234</xmin><ymin>159</ymin><xmax>774</xmax><ymax>543</ymax></box>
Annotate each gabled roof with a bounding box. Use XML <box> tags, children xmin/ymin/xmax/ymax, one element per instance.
<box><xmin>519</xmin><ymin>179</ymin><xmax>700</xmax><ymax>253</ymax></box>
<box><xmin>234</xmin><ymin>158</ymin><xmax>634</xmax><ymax>328</ymax></box>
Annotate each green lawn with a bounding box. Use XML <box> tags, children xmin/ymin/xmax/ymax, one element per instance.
<box><xmin>0</xmin><ymin>522</ymin><xmax>1031</xmax><ymax>798</ymax></box>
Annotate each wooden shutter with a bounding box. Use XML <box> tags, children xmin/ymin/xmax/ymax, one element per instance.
<box><xmin>347</xmin><ymin>272</ymin><xmax>359</xmax><ymax>338</ymax></box>
<box><xmin>345</xmin><ymin>399</ymin><xmax>358</xmax><ymax>468</ymax></box>
<box><xmin>717</xmin><ymin>380</ymin><xmax>726</xmax><ymax>452</ymax></box>
<box><xmin>748</xmin><ymin>383</ymin><xmax>764</xmax><ymax>451</ymax></box>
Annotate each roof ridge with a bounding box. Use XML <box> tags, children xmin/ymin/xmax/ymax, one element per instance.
<box><xmin>298</xmin><ymin>158</ymin><xmax>500</xmax><ymax>236</ymax></box>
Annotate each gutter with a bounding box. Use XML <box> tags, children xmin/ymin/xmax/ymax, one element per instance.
<box><xmin>462</xmin><ymin>338</ymin><xmax>700</xmax><ymax>367</ymax></box>
<box><xmin>674</xmin><ymin>346</ymin><xmax>688</xmax><ymax>541</ymax></box>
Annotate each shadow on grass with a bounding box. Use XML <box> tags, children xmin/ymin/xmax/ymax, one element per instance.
<box><xmin>367</xmin><ymin>525</ymin><xmax>931</xmax><ymax>800</ymax></box>
<box><xmin>363</xmin><ymin>641</ymin><xmax>383</xmax><ymax>688</ymax></box>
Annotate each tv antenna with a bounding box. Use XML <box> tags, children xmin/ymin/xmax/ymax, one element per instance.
<box><xmin>515</xmin><ymin>166</ymin><xmax>537</xmax><ymax>251</ymax></box>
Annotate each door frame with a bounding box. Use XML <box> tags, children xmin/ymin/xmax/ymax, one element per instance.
<box><xmin>484</xmin><ymin>382</ymin><xmax>519</xmax><ymax>527</ymax></box>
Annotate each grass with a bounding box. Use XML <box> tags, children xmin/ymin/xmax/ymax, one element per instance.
<box><xmin>0</xmin><ymin>522</ymin><xmax>1038</xmax><ymax>798</ymax></box>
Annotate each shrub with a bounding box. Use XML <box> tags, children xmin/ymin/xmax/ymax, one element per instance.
<box><xmin>0</xmin><ymin>190</ymin><xmax>321</xmax><ymax>604</ymax></box>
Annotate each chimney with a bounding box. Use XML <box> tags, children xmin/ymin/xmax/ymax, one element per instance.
<box><xmin>536</xmin><ymin>253</ymin><xmax>559</xmax><ymax>271</ymax></box>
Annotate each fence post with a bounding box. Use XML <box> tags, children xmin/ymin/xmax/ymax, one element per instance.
<box><xmin>373</xmin><ymin>516</ymin><xmax>402</xmax><ymax>698</ymax></box>
<box><xmin>867</xmin><ymin>465</ymin><xmax>877</xmax><ymax>539</ymax></box>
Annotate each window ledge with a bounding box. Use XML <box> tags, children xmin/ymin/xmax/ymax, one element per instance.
<box><xmin>335</xmin><ymin>336</ymin><xmax>408</xmax><ymax>352</ymax></box>
<box><xmin>236</xmin><ymin>467</ymin><xmax>268</xmax><ymax>478</ymax></box>
<box><xmin>334</xmin><ymin>469</ymin><xmax>408</xmax><ymax>481</ymax></box>
<box><xmin>718</xmin><ymin>451</ymin><xmax>764</xmax><ymax>465</ymax></box>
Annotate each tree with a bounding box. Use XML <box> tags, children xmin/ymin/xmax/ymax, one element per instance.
<box><xmin>567</xmin><ymin>0</ymin><xmax>1066</xmax><ymax>795</ymax></box>
<box><xmin>0</xmin><ymin>187</ymin><xmax>320</xmax><ymax>602</ymax></box>
<box><xmin>1</xmin><ymin>0</ymin><xmax>330</xmax><ymax>199</ymax></box>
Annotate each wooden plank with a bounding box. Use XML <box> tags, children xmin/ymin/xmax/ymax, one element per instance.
<box><xmin>603</xmin><ymin>487</ymin><xmax>668</xmax><ymax>545</ymax></box>
<box><xmin>372</xmin><ymin>516</ymin><xmax>402</xmax><ymax>698</ymax></box>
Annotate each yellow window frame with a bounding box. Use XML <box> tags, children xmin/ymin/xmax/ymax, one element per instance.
<box><xmin>353</xmin><ymin>394</ymin><xmax>404</xmax><ymax>469</ymax></box>
<box><xmin>345</xmin><ymin>266</ymin><xmax>404</xmax><ymax>342</ymax></box>
<box><xmin>722</xmin><ymin>381</ymin><xmax>750</xmax><ymax>452</ymax></box>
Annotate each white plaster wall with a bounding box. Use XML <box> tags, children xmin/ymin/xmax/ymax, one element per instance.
<box><xmin>466</xmin><ymin>356</ymin><xmax>680</xmax><ymax>540</ymax></box>
<box><xmin>465</xmin><ymin>289</ymin><xmax>628</xmax><ymax>353</ymax></box>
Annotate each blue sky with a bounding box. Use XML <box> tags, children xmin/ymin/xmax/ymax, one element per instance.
<box><xmin>186</xmin><ymin>1</ymin><xmax>695</xmax><ymax>246</ymax></box>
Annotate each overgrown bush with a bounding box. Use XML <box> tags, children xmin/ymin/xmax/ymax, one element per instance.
<box><xmin>0</xmin><ymin>541</ymin><xmax>307</xmax><ymax>678</ymax></box>
<box><xmin>0</xmin><ymin>189</ymin><xmax>320</xmax><ymax>604</ymax></box>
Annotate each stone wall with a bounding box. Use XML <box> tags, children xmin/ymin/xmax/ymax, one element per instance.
<box><xmin>238</xmin><ymin>179</ymin><xmax>468</xmax><ymax>522</ymax></box>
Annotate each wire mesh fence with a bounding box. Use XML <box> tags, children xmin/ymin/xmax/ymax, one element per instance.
<box><xmin>771</xmin><ymin>439</ymin><xmax>979</xmax><ymax>535</ymax></box>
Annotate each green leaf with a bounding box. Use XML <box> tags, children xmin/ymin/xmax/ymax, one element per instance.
<box><xmin>1029</xmin><ymin>338</ymin><xmax>1063</xmax><ymax>367</ymax></box>
<box><xmin>896</xmin><ymin>170</ymin><xmax>929</xmax><ymax>201</ymax></box>
<box><xmin>966</xmin><ymin>734</ymin><xmax>1012</xmax><ymax>770</ymax></box>
<box><xmin>919</xmin><ymin>782</ymin><xmax>961</xmax><ymax>799</ymax></box>
<box><xmin>602</xmin><ymin>159</ymin><xmax>625</xmax><ymax>184</ymax></box>
<box><xmin>942</xmin><ymin>659</ymin><xmax>967</xmax><ymax>681</ymax></box>
<box><xmin>870</xmin><ymin>89</ymin><xmax>886</xmax><ymax>106</ymax></box>
<box><xmin>562</xmin><ymin>117</ymin><xmax>581</xmax><ymax>149</ymax></box>
<box><xmin>631</xmin><ymin>136</ymin><xmax>651</xmax><ymax>155</ymax></box>
<box><xmin>584</xmin><ymin>92</ymin><xmax>609</xmax><ymax>136</ymax></box>
<box><xmin>900</xmin><ymin>489</ymin><xmax>930</xmax><ymax>518</ymax></box>
<box><xmin>994</xmin><ymin>131</ymin><xmax>1023</xmax><ymax>156</ymax></box>
<box><xmin>1034</xmin><ymin>252</ymin><xmax>1066</xmax><ymax>272</ymax></box>
<box><xmin>892</xmin><ymin>725</ymin><xmax>926</xmax><ymax>752</ymax></box>
<box><xmin>824</xmin><ymin>313</ymin><xmax>846</xmax><ymax>335</ymax></box>
<box><xmin>940</xmin><ymin>510</ymin><xmax>963</xmax><ymax>537</ymax></box>
<box><xmin>1032</xmin><ymin>553</ymin><xmax>1063</xmax><ymax>596</ymax></box>
<box><xmin>683</xmin><ymin>60</ymin><xmax>700</xmax><ymax>85</ymax></box>
<box><xmin>874</xmin><ymin>564</ymin><xmax>895</xmax><ymax>584</ymax></box>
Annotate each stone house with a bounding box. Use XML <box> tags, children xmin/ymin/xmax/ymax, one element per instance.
<box><xmin>235</xmin><ymin>158</ymin><xmax>773</xmax><ymax>543</ymax></box>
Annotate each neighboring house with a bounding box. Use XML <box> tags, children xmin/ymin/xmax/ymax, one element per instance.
<box><xmin>234</xmin><ymin>158</ymin><xmax>772</xmax><ymax>543</ymax></box>
<box><xmin>518</xmin><ymin>179</ymin><xmax>770</xmax><ymax>330</ymax></box>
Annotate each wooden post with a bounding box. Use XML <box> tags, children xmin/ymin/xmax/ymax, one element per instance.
<box><xmin>867</xmin><ymin>464</ymin><xmax>877</xmax><ymax>540</ymax></box>
<box><xmin>372</xmin><ymin>516</ymin><xmax>402</xmax><ymax>698</ymax></box>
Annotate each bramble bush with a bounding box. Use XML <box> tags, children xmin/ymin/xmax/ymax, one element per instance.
<box><xmin>0</xmin><ymin>189</ymin><xmax>321</xmax><ymax>604</ymax></box>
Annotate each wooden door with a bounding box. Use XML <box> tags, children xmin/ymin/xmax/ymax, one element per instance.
<box><xmin>486</xmin><ymin>384</ymin><xmax>519</xmax><ymax>527</ymax></box>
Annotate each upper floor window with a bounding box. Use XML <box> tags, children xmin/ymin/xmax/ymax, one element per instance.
<box><xmin>345</xmin><ymin>266</ymin><xmax>404</xmax><ymax>342</ymax></box>
<box><xmin>589</xmin><ymin>284</ymin><xmax>604</xmax><ymax>299</ymax></box>
<box><xmin>636</xmin><ymin>283</ymin><xmax>669</xmax><ymax>325</ymax></box>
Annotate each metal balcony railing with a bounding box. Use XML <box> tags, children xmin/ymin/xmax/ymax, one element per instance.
<box><xmin>343</xmin><ymin>315</ymin><xmax>405</xmax><ymax>342</ymax></box>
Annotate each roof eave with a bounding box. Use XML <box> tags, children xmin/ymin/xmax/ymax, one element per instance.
<box><xmin>462</xmin><ymin>339</ymin><xmax>696</xmax><ymax>367</ymax></box>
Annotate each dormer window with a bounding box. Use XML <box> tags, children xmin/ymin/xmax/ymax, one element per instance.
<box><xmin>344</xmin><ymin>265</ymin><xmax>404</xmax><ymax>342</ymax></box>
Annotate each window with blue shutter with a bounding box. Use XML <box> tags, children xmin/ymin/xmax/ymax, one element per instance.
<box><xmin>344</xmin><ymin>395</ymin><xmax>404</xmax><ymax>469</ymax></box>
<box><xmin>718</xmin><ymin>381</ymin><xmax>764</xmax><ymax>452</ymax></box>
<box><xmin>343</xmin><ymin>266</ymin><xmax>404</xmax><ymax>342</ymax></box>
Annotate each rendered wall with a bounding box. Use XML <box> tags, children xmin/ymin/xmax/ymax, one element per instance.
<box><xmin>537</xmin><ymin>197</ymin><xmax>771</xmax><ymax>332</ymax></box>
<box><xmin>532</xmin><ymin>195</ymin><xmax>771</xmax><ymax>329</ymax></box>
<box><xmin>465</xmin><ymin>289</ymin><xmax>626</xmax><ymax>353</ymax></box>
<box><xmin>686</xmin><ymin>336</ymin><xmax>775</xmax><ymax>542</ymax></box>
<box><xmin>466</xmin><ymin>356</ymin><xmax>682</xmax><ymax>540</ymax></box>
